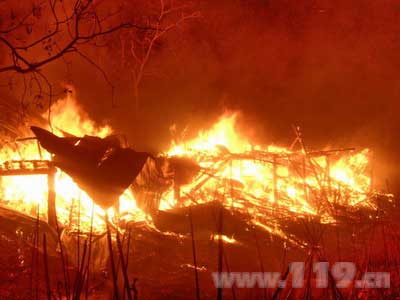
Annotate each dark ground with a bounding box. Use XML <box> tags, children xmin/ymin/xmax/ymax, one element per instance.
<box><xmin>0</xmin><ymin>197</ymin><xmax>399</xmax><ymax>300</ymax></box>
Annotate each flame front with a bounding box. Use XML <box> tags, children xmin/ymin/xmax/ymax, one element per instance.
<box><xmin>0</xmin><ymin>99</ymin><xmax>379</xmax><ymax>235</ymax></box>
<box><xmin>0</xmin><ymin>96</ymin><xmax>145</xmax><ymax>232</ymax></box>
<box><xmin>161</xmin><ymin>113</ymin><xmax>375</xmax><ymax>226</ymax></box>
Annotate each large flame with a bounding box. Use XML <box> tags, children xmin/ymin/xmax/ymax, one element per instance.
<box><xmin>0</xmin><ymin>96</ymin><xmax>145</xmax><ymax>232</ymax></box>
<box><xmin>0</xmin><ymin>98</ymin><xmax>379</xmax><ymax>235</ymax></box>
<box><xmin>161</xmin><ymin>113</ymin><xmax>375</xmax><ymax>225</ymax></box>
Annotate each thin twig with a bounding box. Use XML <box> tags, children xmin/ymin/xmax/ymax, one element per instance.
<box><xmin>188</xmin><ymin>206</ymin><xmax>201</xmax><ymax>300</ymax></box>
<box><xmin>43</xmin><ymin>233</ymin><xmax>52</xmax><ymax>300</ymax></box>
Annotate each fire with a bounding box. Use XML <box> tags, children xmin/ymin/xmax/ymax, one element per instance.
<box><xmin>0</xmin><ymin>98</ymin><xmax>381</xmax><ymax>235</ymax></box>
<box><xmin>161</xmin><ymin>113</ymin><xmax>376</xmax><ymax>226</ymax></box>
<box><xmin>0</xmin><ymin>95</ymin><xmax>145</xmax><ymax>232</ymax></box>
<box><xmin>211</xmin><ymin>234</ymin><xmax>237</xmax><ymax>244</ymax></box>
<box><xmin>49</xmin><ymin>97</ymin><xmax>112</xmax><ymax>138</ymax></box>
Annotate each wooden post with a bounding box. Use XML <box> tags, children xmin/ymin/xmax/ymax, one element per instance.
<box><xmin>370</xmin><ymin>152</ymin><xmax>374</xmax><ymax>193</ymax></box>
<box><xmin>272</xmin><ymin>155</ymin><xmax>278</xmax><ymax>204</ymax></box>
<box><xmin>47</xmin><ymin>165</ymin><xmax>57</xmax><ymax>229</ymax></box>
<box><xmin>302</xmin><ymin>156</ymin><xmax>308</xmax><ymax>203</ymax></box>
<box><xmin>326</xmin><ymin>155</ymin><xmax>331</xmax><ymax>199</ymax></box>
<box><xmin>174</xmin><ymin>181</ymin><xmax>181</xmax><ymax>206</ymax></box>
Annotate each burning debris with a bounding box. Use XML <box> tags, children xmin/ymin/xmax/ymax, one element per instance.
<box><xmin>0</xmin><ymin>98</ymin><xmax>395</xmax><ymax>299</ymax></box>
<box><xmin>0</xmin><ymin>99</ymin><xmax>386</xmax><ymax>235</ymax></box>
<box><xmin>30</xmin><ymin>126</ymin><xmax>149</xmax><ymax>210</ymax></box>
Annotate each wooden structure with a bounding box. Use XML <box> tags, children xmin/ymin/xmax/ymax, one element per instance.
<box><xmin>0</xmin><ymin>159</ymin><xmax>57</xmax><ymax>228</ymax></box>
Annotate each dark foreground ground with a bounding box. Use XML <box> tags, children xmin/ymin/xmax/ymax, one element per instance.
<box><xmin>0</xmin><ymin>198</ymin><xmax>399</xmax><ymax>300</ymax></box>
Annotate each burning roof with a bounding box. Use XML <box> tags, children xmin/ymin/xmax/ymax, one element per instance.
<box><xmin>30</xmin><ymin>126</ymin><xmax>149</xmax><ymax>210</ymax></box>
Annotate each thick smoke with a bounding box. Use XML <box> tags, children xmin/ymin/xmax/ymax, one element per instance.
<box><xmin>2</xmin><ymin>0</ymin><xmax>400</xmax><ymax>191</ymax></box>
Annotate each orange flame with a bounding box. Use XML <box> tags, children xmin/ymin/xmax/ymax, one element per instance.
<box><xmin>160</xmin><ymin>113</ymin><xmax>376</xmax><ymax>225</ymax></box>
<box><xmin>0</xmin><ymin>95</ymin><xmax>146</xmax><ymax>233</ymax></box>
<box><xmin>0</xmin><ymin>100</ymin><xmax>381</xmax><ymax>235</ymax></box>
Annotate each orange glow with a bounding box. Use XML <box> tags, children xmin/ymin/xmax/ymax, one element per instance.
<box><xmin>161</xmin><ymin>112</ymin><xmax>379</xmax><ymax>229</ymax></box>
<box><xmin>211</xmin><ymin>234</ymin><xmax>237</xmax><ymax>244</ymax></box>
<box><xmin>0</xmin><ymin>95</ymin><xmax>146</xmax><ymax>233</ymax></box>
<box><xmin>0</xmin><ymin>100</ymin><xmax>383</xmax><ymax>235</ymax></box>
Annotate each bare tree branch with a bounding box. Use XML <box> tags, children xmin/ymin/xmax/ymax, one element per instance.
<box><xmin>0</xmin><ymin>0</ymin><xmax>155</xmax><ymax>74</ymax></box>
<box><xmin>0</xmin><ymin>0</ymin><xmax>162</xmax><ymax>122</ymax></box>
<box><xmin>128</xmin><ymin>0</ymin><xmax>200</xmax><ymax>110</ymax></box>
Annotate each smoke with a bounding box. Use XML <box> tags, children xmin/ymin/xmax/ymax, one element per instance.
<box><xmin>2</xmin><ymin>0</ymin><xmax>400</xmax><ymax>191</ymax></box>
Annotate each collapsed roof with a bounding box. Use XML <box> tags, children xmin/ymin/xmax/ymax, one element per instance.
<box><xmin>31</xmin><ymin>126</ymin><xmax>149</xmax><ymax>209</ymax></box>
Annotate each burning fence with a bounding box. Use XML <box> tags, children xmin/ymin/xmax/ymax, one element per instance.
<box><xmin>0</xmin><ymin>97</ymin><xmax>384</xmax><ymax>239</ymax></box>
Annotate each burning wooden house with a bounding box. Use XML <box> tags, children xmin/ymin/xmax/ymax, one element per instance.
<box><xmin>0</xmin><ymin>100</ymin><xmax>394</xmax><ymax>300</ymax></box>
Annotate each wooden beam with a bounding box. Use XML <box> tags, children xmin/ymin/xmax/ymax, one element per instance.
<box><xmin>0</xmin><ymin>160</ymin><xmax>52</xmax><ymax>176</ymax></box>
<box><xmin>0</xmin><ymin>160</ymin><xmax>58</xmax><ymax>229</ymax></box>
<box><xmin>47</xmin><ymin>165</ymin><xmax>57</xmax><ymax>229</ymax></box>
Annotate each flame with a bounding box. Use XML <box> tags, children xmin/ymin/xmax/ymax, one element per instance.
<box><xmin>211</xmin><ymin>234</ymin><xmax>237</xmax><ymax>244</ymax></box>
<box><xmin>0</xmin><ymin>95</ymin><xmax>146</xmax><ymax>233</ymax></box>
<box><xmin>0</xmin><ymin>99</ymin><xmax>382</xmax><ymax>236</ymax></box>
<box><xmin>160</xmin><ymin>113</ymin><xmax>377</xmax><ymax>228</ymax></box>
<box><xmin>49</xmin><ymin>98</ymin><xmax>112</xmax><ymax>138</ymax></box>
